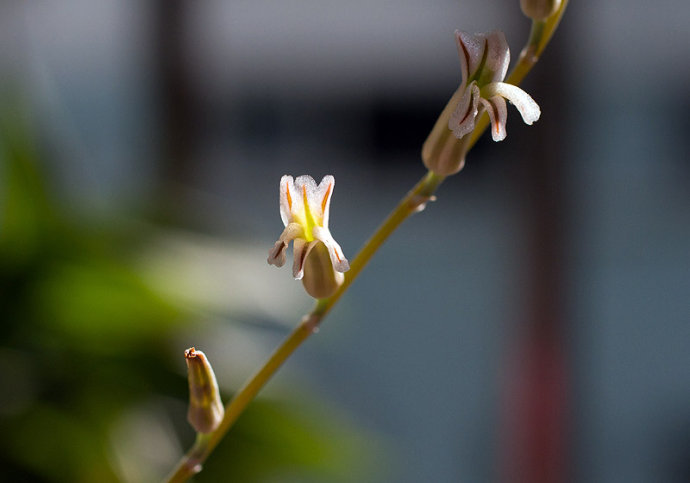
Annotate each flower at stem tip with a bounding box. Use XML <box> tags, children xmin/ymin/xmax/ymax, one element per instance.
<box><xmin>185</xmin><ymin>347</ymin><xmax>224</xmax><ymax>434</ymax></box>
<box><xmin>268</xmin><ymin>175</ymin><xmax>350</xmax><ymax>299</ymax></box>
<box><xmin>422</xmin><ymin>30</ymin><xmax>541</xmax><ymax>176</ymax></box>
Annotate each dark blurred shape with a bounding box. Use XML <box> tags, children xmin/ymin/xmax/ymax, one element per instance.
<box><xmin>370</xmin><ymin>95</ymin><xmax>440</xmax><ymax>164</ymax></box>
<box><xmin>153</xmin><ymin>0</ymin><xmax>199</xmax><ymax>219</ymax></box>
<box><xmin>500</xmin><ymin>38</ymin><xmax>570</xmax><ymax>483</ymax></box>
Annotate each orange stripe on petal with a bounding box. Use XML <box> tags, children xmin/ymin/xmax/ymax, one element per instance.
<box><xmin>321</xmin><ymin>183</ymin><xmax>332</xmax><ymax>214</ymax></box>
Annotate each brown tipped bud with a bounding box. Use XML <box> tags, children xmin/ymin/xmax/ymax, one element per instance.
<box><xmin>184</xmin><ymin>347</ymin><xmax>224</xmax><ymax>433</ymax></box>
<box><xmin>301</xmin><ymin>241</ymin><xmax>344</xmax><ymax>299</ymax></box>
<box><xmin>520</xmin><ymin>0</ymin><xmax>561</xmax><ymax>20</ymax></box>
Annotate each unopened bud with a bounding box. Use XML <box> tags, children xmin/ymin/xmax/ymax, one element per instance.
<box><xmin>301</xmin><ymin>241</ymin><xmax>344</xmax><ymax>299</ymax></box>
<box><xmin>520</xmin><ymin>0</ymin><xmax>561</xmax><ymax>20</ymax></box>
<box><xmin>185</xmin><ymin>347</ymin><xmax>224</xmax><ymax>433</ymax></box>
<box><xmin>421</xmin><ymin>87</ymin><xmax>470</xmax><ymax>176</ymax></box>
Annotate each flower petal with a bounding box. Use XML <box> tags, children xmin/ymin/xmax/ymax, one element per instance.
<box><xmin>484</xmin><ymin>82</ymin><xmax>541</xmax><ymax>125</ymax></box>
<box><xmin>312</xmin><ymin>226</ymin><xmax>349</xmax><ymax>273</ymax></box>
<box><xmin>267</xmin><ymin>241</ymin><xmax>288</xmax><ymax>267</ymax></box>
<box><xmin>448</xmin><ymin>82</ymin><xmax>480</xmax><ymax>139</ymax></box>
<box><xmin>279</xmin><ymin>175</ymin><xmax>298</xmax><ymax>226</ymax></box>
<box><xmin>455</xmin><ymin>31</ymin><xmax>486</xmax><ymax>82</ymax></box>
<box><xmin>456</xmin><ymin>31</ymin><xmax>510</xmax><ymax>85</ymax></box>
<box><xmin>292</xmin><ymin>239</ymin><xmax>317</xmax><ymax>280</ymax></box>
<box><xmin>267</xmin><ymin>222</ymin><xmax>305</xmax><ymax>267</ymax></box>
<box><xmin>483</xmin><ymin>31</ymin><xmax>510</xmax><ymax>83</ymax></box>
<box><xmin>479</xmin><ymin>96</ymin><xmax>508</xmax><ymax>142</ymax></box>
<box><xmin>279</xmin><ymin>222</ymin><xmax>305</xmax><ymax>243</ymax></box>
<box><xmin>293</xmin><ymin>174</ymin><xmax>321</xmax><ymax>228</ymax></box>
<box><xmin>308</xmin><ymin>175</ymin><xmax>335</xmax><ymax>228</ymax></box>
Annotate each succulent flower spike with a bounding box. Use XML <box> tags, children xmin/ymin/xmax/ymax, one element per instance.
<box><xmin>268</xmin><ymin>175</ymin><xmax>349</xmax><ymax>298</ymax></box>
<box><xmin>423</xmin><ymin>30</ymin><xmax>541</xmax><ymax>176</ymax></box>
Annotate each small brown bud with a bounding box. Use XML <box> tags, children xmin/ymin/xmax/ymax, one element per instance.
<box><xmin>520</xmin><ymin>0</ymin><xmax>561</xmax><ymax>20</ymax></box>
<box><xmin>185</xmin><ymin>347</ymin><xmax>224</xmax><ymax>433</ymax></box>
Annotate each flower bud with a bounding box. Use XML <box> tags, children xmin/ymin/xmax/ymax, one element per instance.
<box><xmin>422</xmin><ymin>87</ymin><xmax>470</xmax><ymax>176</ymax></box>
<box><xmin>301</xmin><ymin>241</ymin><xmax>345</xmax><ymax>299</ymax></box>
<box><xmin>185</xmin><ymin>347</ymin><xmax>224</xmax><ymax>433</ymax></box>
<box><xmin>520</xmin><ymin>0</ymin><xmax>561</xmax><ymax>20</ymax></box>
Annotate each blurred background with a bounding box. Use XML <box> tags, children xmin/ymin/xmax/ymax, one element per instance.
<box><xmin>1</xmin><ymin>0</ymin><xmax>689</xmax><ymax>482</ymax></box>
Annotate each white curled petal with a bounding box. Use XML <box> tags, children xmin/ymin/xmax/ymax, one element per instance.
<box><xmin>278</xmin><ymin>175</ymin><xmax>295</xmax><ymax>226</ymax></box>
<box><xmin>456</xmin><ymin>31</ymin><xmax>486</xmax><ymax>81</ymax></box>
<box><xmin>485</xmin><ymin>82</ymin><xmax>541</xmax><ymax>125</ymax></box>
<box><xmin>479</xmin><ymin>96</ymin><xmax>508</xmax><ymax>142</ymax></box>
<box><xmin>292</xmin><ymin>239</ymin><xmax>317</xmax><ymax>280</ymax></box>
<box><xmin>267</xmin><ymin>241</ymin><xmax>288</xmax><ymax>267</ymax></box>
<box><xmin>448</xmin><ymin>82</ymin><xmax>480</xmax><ymax>139</ymax></box>
<box><xmin>268</xmin><ymin>222</ymin><xmax>305</xmax><ymax>267</ymax></box>
<box><xmin>312</xmin><ymin>226</ymin><xmax>349</xmax><ymax>273</ymax></box>
<box><xmin>279</xmin><ymin>223</ymin><xmax>305</xmax><ymax>243</ymax></box>
<box><xmin>484</xmin><ymin>31</ymin><xmax>510</xmax><ymax>82</ymax></box>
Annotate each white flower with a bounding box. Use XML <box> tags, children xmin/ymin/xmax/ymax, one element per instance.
<box><xmin>449</xmin><ymin>30</ymin><xmax>541</xmax><ymax>142</ymax></box>
<box><xmin>422</xmin><ymin>30</ymin><xmax>542</xmax><ymax>176</ymax></box>
<box><xmin>268</xmin><ymin>175</ymin><xmax>349</xmax><ymax>297</ymax></box>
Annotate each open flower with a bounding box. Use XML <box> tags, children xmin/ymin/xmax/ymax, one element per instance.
<box><xmin>268</xmin><ymin>175</ymin><xmax>349</xmax><ymax>298</ymax></box>
<box><xmin>422</xmin><ymin>30</ymin><xmax>541</xmax><ymax>175</ymax></box>
<box><xmin>449</xmin><ymin>30</ymin><xmax>540</xmax><ymax>142</ymax></box>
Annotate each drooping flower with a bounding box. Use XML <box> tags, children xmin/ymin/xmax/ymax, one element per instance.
<box><xmin>449</xmin><ymin>30</ymin><xmax>541</xmax><ymax>142</ymax></box>
<box><xmin>422</xmin><ymin>30</ymin><xmax>541</xmax><ymax>175</ymax></box>
<box><xmin>267</xmin><ymin>175</ymin><xmax>349</xmax><ymax>298</ymax></box>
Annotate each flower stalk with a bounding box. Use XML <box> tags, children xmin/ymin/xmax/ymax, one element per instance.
<box><xmin>164</xmin><ymin>2</ymin><xmax>568</xmax><ymax>481</ymax></box>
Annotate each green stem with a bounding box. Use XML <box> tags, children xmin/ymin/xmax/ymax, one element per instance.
<box><xmin>165</xmin><ymin>171</ymin><xmax>444</xmax><ymax>483</ymax></box>
<box><xmin>164</xmin><ymin>3</ymin><xmax>568</xmax><ymax>480</ymax></box>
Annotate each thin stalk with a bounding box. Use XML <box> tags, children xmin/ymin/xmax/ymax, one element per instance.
<box><xmin>165</xmin><ymin>3</ymin><xmax>568</xmax><ymax>480</ymax></box>
<box><xmin>165</xmin><ymin>171</ymin><xmax>444</xmax><ymax>483</ymax></box>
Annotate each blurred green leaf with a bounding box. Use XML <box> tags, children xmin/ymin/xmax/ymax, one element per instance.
<box><xmin>0</xmin><ymin>104</ymin><xmax>61</xmax><ymax>269</ymax></box>
<box><xmin>6</xmin><ymin>406</ymin><xmax>120</xmax><ymax>483</ymax></box>
<box><xmin>30</xmin><ymin>258</ymin><xmax>181</xmax><ymax>353</ymax></box>
<box><xmin>196</xmin><ymin>398</ymin><xmax>385</xmax><ymax>483</ymax></box>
